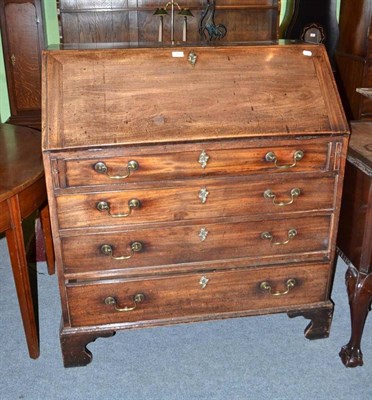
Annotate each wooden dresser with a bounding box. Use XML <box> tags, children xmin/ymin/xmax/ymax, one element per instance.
<box><xmin>42</xmin><ymin>42</ymin><xmax>349</xmax><ymax>367</ymax></box>
<box><xmin>279</xmin><ymin>0</ymin><xmax>339</xmax><ymax>61</ymax></box>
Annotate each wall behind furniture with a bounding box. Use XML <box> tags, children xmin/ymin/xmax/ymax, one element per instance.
<box><xmin>0</xmin><ymin>0</ymin><xmax>342</xmax><ymax>123</ymax></box>
<box><xmin>0</xmin><ymin>30</ymin><xmax>10</xmax><ymax>122</ymax></box>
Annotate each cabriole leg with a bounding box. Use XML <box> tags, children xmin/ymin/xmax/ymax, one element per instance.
<box><xmin>339</xmin><ymin>266</ymin><xmax>372</xmax><ymax>367</ymax></box>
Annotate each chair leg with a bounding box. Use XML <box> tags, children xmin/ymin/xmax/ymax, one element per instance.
<box><xmin>39</xmin><ymin>204</ymin><xmax>55</xmax><ymax>275</ymax></box>
<box><xmin>6</xmin><ymin>195</ymin><xmax>40</xmax><ymax>359</ymax></box>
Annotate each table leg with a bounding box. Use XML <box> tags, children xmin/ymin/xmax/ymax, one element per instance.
<box><xmin>5</xmin><ymin>195</ymin><xmax>39</xmax><ymax>359</ymax></box>
<box><xmin>39</xmin><ymin>204</ymin><xmax>55</xmax><ymax>275</ymax></box>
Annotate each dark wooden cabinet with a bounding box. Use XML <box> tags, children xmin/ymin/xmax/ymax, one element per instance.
<box><xmin>42</xmin><ymin>42</ymin><xmax>349</xmax><ymax>367</ymax></box>
<box><xmin>0</xmin><ymin>0</ymin><xmax>44</xmax><ymax>129</ymax></box>
<box><xmin>58</xmin><ymin>0</ymin><xmax>280</xmax><ymax>44</ymax></box>
<box><xmin>280</xmin><ymin>0</ymin><xmax>339</xmax><ymax>61</ymax></box>
<box><xmin>335</xmin><ymin>0</ymin><xmax>372</xmax><ymax>120</ymax></box>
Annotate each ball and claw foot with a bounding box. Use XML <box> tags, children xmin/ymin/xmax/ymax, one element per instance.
<box><xmin>339</xmin><ymin>344</ymin><xmax>364</xmax><ymax>368</ymax></box>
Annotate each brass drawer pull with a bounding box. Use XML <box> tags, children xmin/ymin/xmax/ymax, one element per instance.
<box><xmin>100</xmin><ymin>242</ymin><xmax>143</xmax><ymax>260</ymax></box>
<box><xmin>94</xmin><ymin>160</ymin><xmax>139</xmax><ymax>179</ymax></box>
<box><xmin>263</xmin><ymin>188</ymin><xmax>301</xmax><ymax>206</ymax></box>
<box><xmin>260</xmin><ymin>279</ymin><xmax>296</xmax><ymax>296</ymax></box>
<box><xmin>265</xmin><ymin>150</ymin><xmax>304</xmax><ymax>169</ymax></box>
<box><xmin>104</xmin><ymin>293</ymin><xmax>145</xmax><ymax>312</ymax></box>
<box><xmin>96</xmin><ymin>199</ymin><xmax>141</xmax><ymax>218</ymax></box>
<box><xmin>261</xmin><ymin>228</ymin><xmax>297</xmax><ymax>245</ymax></box>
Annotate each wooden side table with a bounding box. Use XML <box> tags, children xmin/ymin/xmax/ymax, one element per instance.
<box><xmin>0</xmin><ymin>123</ymin><xmax>54</xmax><ymax>359</ymax></box>
<box><xmin>337</xmin><ymin>121</ymin><xmax>372</xmax><ymax>367</ymax></box>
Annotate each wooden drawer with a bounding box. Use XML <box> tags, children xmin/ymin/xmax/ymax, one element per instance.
<box><xmin>61</xmin><ymin>215</ymin><xmax>331</xmax><ymax>274</ymax></box>
<box><xmin>56</xmin><ymin>176</ymin><xmax>335</xmax><ymax>229</ymax></box>
<box><xmin>66</xmin><ymin>263</ymin><xmax>330</xmax><ymax>327</ymax></box>
<box><xmin>59</xmin><ymin>141</ymin><xmax>332</xmax><ymax>189</ymax></box>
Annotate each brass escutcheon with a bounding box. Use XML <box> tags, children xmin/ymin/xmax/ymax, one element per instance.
<box><xmin>198</xmin><ymin>227</ymin><xmax>209</xmax><ymax>241</ymax></box>
<box><xmin>199</xmin><ymin>276</ymin><xmax>209</xmax><ymax>289</ymax></box>
<box><xmin>198</xmin><ymin>187</ymin><xmax>209</xmax><ymax>204</ymax></box>
<box><xmin>94</xmin><ymin>160</ymin><xmax>139</xmax><ymax>179</ymax></box>
<box><xmin>104</xmin><ymin>293</ymin><xmax>145</xmax><ymax>312</ymax></box>
<box><xmin>188</xmin><ymin>51</ymin><xmax>197</xmax><ymax>66</ymax></box>
<box><xmin>198</xmin><ymin>150</ymin><xmax>209</xmax><ymax>169</ymax></box>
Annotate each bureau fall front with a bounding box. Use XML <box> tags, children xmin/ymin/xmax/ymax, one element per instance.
<box><xmin>42</xmin><ymin>43</ymin><xmax>349</xmax><ymax>367</ymax></box>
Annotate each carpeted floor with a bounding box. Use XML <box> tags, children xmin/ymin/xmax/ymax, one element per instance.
<box><xmin>0</xmin><ymin>236</ymin><xmax>371</xmax><ymax>400</ymax></box>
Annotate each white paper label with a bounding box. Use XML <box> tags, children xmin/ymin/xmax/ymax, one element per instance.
<box><xmin>172</xmin><ymin>51</ymin><xmax>185</xmax><ymax>58</ymax></box>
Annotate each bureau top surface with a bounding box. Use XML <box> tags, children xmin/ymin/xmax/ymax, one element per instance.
<box><xmin>42</xmin><ymin>43</ymin><xmax>348</xmax><ymax>150</ymax></box>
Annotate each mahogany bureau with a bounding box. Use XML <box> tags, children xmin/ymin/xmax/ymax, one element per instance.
<box><xmin>42</xmin><ymin>42</ymin><xmax>349</xmax><ymax>367</ymax></box>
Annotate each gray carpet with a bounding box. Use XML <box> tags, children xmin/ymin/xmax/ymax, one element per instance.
<box><xmin>0</xmin><ymin>236</ymin><xmax>371</xmax><ymax>400</ymax></box>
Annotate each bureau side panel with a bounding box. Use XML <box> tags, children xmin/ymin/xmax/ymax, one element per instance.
<box><xmin>42</xmin><ymin>152</ymin><xmax>71</xmax><ymax>324</ymax></box>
